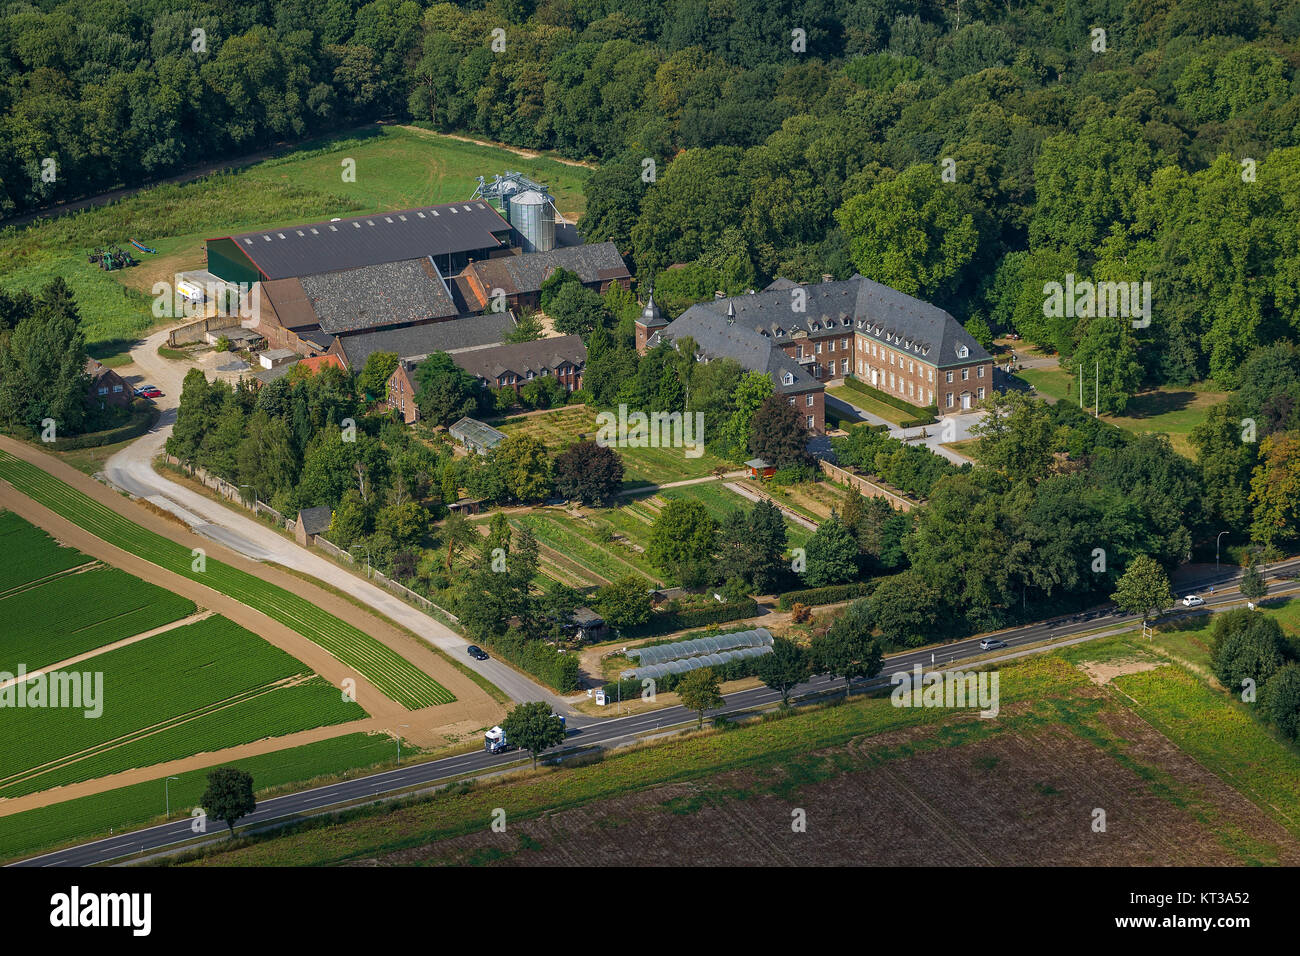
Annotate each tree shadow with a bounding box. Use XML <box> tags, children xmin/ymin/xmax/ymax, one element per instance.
<box><xmin>1121</xmin><ymin>389</ymin><xmax>1195</xmax><ymax>420</ymax></box>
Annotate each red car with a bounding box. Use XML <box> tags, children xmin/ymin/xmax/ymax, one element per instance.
<box><xmin>135</xmin><ymin>386</ymin><xmax>163</xmax><ymax>399</ymax></box>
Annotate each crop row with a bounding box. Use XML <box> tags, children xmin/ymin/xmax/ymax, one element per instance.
<box><xmin>0</xmin><ymin>452</ymin><xmax>453</xmax><ymax>709</ymax></box>
<box><xmin>0</xmin><ymin>511</ymin><xmax>92</xmax><ymax>593</ymax></box>
<box><xmin>0</xmin><ymin>564</ymin><xmax>195</xmax><ymax>672</ymax></box>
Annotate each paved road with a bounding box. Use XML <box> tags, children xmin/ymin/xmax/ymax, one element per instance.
<box><xmin>17</xmin><ymin>556</ymin><xmax>1296</xmax><ymax>867</ymax></box>
<box><xmin>823</xmin><ymin>392</ymin><xmax>983</xmax><ymax>465</ymax></box>
<box><xmin>104</xmin><ymin>329</ymin><xmax>575</xmax><ymax>716</ymax></box>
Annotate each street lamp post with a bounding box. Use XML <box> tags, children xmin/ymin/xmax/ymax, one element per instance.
<box><xmin>165</xmin><ymin>776</ymin><xmax>179</xmax><ymax>819</ymax></box>
<box><xmin>1216</xmin><ymin>531</ymin><xmax>1229</xmax><ymax>569</ymax></box>
<box><xmin>396</xmin><ymin>723</ymin><xmax>409</xmax><ymax>765</ymax></box>
<box><xmin>348</xmin><ymin>544</ymin><xmax>371</xmax><ymax>577</ymax></box>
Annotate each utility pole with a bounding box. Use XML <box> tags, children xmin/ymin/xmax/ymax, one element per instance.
<box><xmin>1095</xmin><ymin>359</ymin><xmax>1099</xmax><ymax>417</ymax></box>
<box><xmin>165</xmin><ymin>776</ymin><xmax>178</xmax><ymax>819</ymax></box>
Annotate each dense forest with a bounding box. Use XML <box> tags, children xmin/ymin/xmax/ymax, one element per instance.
<box><xmin>4</xmin><ymin>0</ymin><xmax>1300</xmax><ymax>399</ymax></box>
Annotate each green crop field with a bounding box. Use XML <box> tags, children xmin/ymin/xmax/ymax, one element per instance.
<box><xmin>0</xmin><ymin>452</ymin><xmax>453</xmax><ymax>709</ymax></box>
<box><xmin>0</xmin><ymin>125</ymin><xmax>590</xmax><ymax>358</ymax></box>
<box><xmin>0</xmin><ymin>731</ymin><xmax>405</xmax><ymax>862</ymax></box>
<box><xmin>1</xmin><ymin>565</ymin><xmax>196</xmax><ymax>673</ymax></box>
<box><xmin>1</xmin><ymin>615</ymin><xmax>364</xmax><ymax>799</ymax></box>
<box><xmin>0</xmin><ymin>510</ymin><xmax>92</xmax><ymax>591</ymax></box>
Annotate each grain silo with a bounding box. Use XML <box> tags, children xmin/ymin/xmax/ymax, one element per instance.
<box><xmin>509</xmin><ymin>190</ymin><xmax>555</xmax><ymax>253</ymax></box>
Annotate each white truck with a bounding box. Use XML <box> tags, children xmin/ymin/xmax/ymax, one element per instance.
<box><xmin>484</xmin><ymin>726</ymin><xmax>509</xmax><ymax>754</ymax></box>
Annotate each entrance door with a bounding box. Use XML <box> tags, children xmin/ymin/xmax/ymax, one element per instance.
<box><xmin>961</xmin><ymin>392</ymin><xmax>972</xmax><ymax>410</ymax></box>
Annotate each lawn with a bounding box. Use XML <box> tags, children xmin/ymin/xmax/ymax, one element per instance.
<box><xmin>0</xmin><ymin>451</ymin><xmax>453</xmax><ymax>709</ymax></box>
<box><xmin>498</xmin><ymin>406</ymin><xmax>734</xmax><ymax>487</ymax></box>
<box><xmin>0</xmin><ymin>125</ymin><xmax>590</xmax><ymax>360</ymax></box>
<box><xmin>826</xmin><ymin>382</ymin><xmax>914</xmax><ymax>426</ymax></box>
<box><xmin>1016</xmin><ymin>365</ymin><xmax>1075</xmax><ymax>403</ymax></box>
<box><xmin>0</xmin><ymin>731</ymin><xmax>405</xmax><ymax>862</ymax></box>
<box><xmin>1</xmin><ymin>615</ymin><xmax>365</xmax><ymax>799</ymax></box>
<box><xmin>1104</xmin><ymin>385</ymin><xmax>1228</xmax><ymax>458</ymax></box>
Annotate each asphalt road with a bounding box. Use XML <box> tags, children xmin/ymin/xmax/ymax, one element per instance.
<box><xmin>16</xmin><ymin>556</ymin><xmax>1297</xmax><ymax>867</ymax></box>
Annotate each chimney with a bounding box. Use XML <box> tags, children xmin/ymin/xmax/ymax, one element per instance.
<box><xmin>821</xmin><ymin>274</ymin><xmax>834</xmax><ymax>283</ymax></box>
<box><xmin>714</xmin><ymin>290</ymin><xmax>726</xmax><ymax>299</ymax></box>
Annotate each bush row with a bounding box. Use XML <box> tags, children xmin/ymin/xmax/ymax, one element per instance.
<box><xmin>620</xmin><ymin>599</ymin><xmax>758</xmax><ymax>638</ymax></box>
<box><xmin>485</xmin><ymin>628</ymin><xmax>581</xmax><ymax>693</ymax></box>
<box><xmin>777</xmin><ymin>581</ymin><xmax>874</xmax><ymax>610</ymax></box>
<box><xmin>842</xmin><ymin>377</ymin><xmax>937</xmax><ymax>418</ymax></box>
<box><xmin>51</xmin><ymin>404</ymin><xmax>159</xmax><ymax>450</ymax></box>
<box><xmin>900</xmin><ymin>415</ymin><xmax>938</xmax><ymax>428</ymax></box>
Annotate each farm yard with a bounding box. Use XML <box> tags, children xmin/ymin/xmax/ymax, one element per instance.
<box><xmin>0</xmin><ymin>124</ymin><xmax>590</xmax><ymax>360</ymax></box>
<box><xmin>0</xmin><ymin>450</ymin><xmax>453</xmax><ymax>710</ymax></box>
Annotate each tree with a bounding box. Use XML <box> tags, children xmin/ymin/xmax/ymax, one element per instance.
<box><xmin>1110</xmin><ymin>555</ymin><xmax>1174</xmax><ymax>624</ymax></box>
<box><xmin>593</xmin><ymin>574</ymin><xmax>651</xmax><ymax>629</ymax></box>
<box><xmin>748</xmin><ymin>394</ymin><xmax>810</xmax><ymax>468</ymax></box>
<box><xmin>811</xmin><ymin>602</ymin><xmax>883</xmax><ymax>697</ymax></box>
<box><xmin>1250</xmin><ymin>431</ymin><xmax>1300</xmax><ymax>549</ymax></box>
<box><xmin>492</xmin><ymin>433</ymin><xmax>553</xmax><ymax>502</ymax></box>
<box><xmin>1263</xmin><ymin>664</ymin><xmax>1300</xmax><ymax>741</ymax></box>
<box><xmin>547</xmin><ymin>282</ymin><xmax>610</xmax><ymax>338</ymax></box>
<box><xmin>554</xmin><ymin>439</ymin><xmax>623</xmax><ymax>505</ymax></box>
<box><xmin>1209</xmin><ymin>609</ymin><xmax>1289</xmax><ymax>693</ymax></box>
<box><xmin>869</xmin><ymin>570</ymin><xmax>941</xmax><ymax>648</ymax></box>
<box><xmin>676</xmin><ymin>667</ymin><xmax>724</xmax><ymax>729</ymax></box>
<box><xmin>358</xmin><ymin>350</ymin><xmax>398</xmax><ymax>399</ymax></box>
<box><xmin>200</xmin><ymin>767</ymin><xmax>256</xmax><ymax>836</ymax></box>
<box><xmin>438</xmin><ymin>511</ymin><xmax>477</xmax><ymax>574</ymax></box>
<box><xmin>755</xmin><ymin>637</ymin><xmax>809</xmax><ymax>705</ymax></box>
<box><xmin>835</xmin><ymin>164</ymin><xmax>982</xmax><ymax>302</ymax></box>
<box><xmin>501</xmin><ymin>701</ymin><xmax>567</xmax><ymax>768</ymax></box>
<box><xmin>718</xmin><ymin>371</ymin><xmax>774</xmax><ymax>461</ymax></box>
<box><xmin>802</xmin><ymin>512</ymin><xmax>859</xmax><ymax>587</ymax></box>
<box><xmin>414</xmin><ymin>351</ymin><xmax>480</xmax><ymax>425</ymax></box>
<box><xmin>970</xmin><ymin>391</ymin><xmax>1056</xmax><ymax>481</ymax></box>
<box><xmin>1067</xmin><ymin>313</ymin><xmax>1142</xmax><ymax>416</ymax></box>
<box><xmin>648</xmin><ymin>499</ymin><xmax>717</xmax><ymax>586</ymax></box>
<box><xmin>1240</xmin><ymin>557</ymin><xmax>1267</xmax><ymax>601</ymax></box>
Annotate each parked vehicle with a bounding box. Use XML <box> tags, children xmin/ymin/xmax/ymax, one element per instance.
<box><xmin>466</xmin><ymin>645</ymin><xmax>489</xmax><ymax>661</ymax></box>
<box><xmin>1182</xmin><ymin>595</ymin><xmax>1205</xmax><ymax>607</ymax></box>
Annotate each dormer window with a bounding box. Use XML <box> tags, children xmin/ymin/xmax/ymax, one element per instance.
<box><xmin>782</xmin><ymin>372</ymin><xmax>794</xmax><ymax>386</ymax></box>
<box><xmin>957</xmin><ymin>345</ymin><xmax>969</xmax><ymax>359</ymax></box>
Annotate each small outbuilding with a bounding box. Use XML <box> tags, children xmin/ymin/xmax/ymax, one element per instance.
<box><xmin>260</xmin><ymin>348</ymin><xmax>298</xmax><ymax>369</ymax></box>
<box><xmin>745</xmin><ymin>458</ymin><xmax>776</xmax><ymax>480</ymax></box>
<box><xmin>572</xmin><ymin>607</ymin><xmax>607</xmax><ymax>643</ymax></box>
<box><xmin>449</xmin><ymin>417</ymin><xmax>506</xmax><ymax>455</ymax></box>
<box><xmin>294</xmin><ymin>506</ymin><xmax>333</xmax><ymax>547</ymax></box>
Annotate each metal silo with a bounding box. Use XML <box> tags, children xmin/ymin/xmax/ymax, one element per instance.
<box><xmin>509</xmin><ymin>190</ymin><xmax>555</xmax><ymax>253</ymax></box>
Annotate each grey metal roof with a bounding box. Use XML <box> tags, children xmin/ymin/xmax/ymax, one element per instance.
<box><xmin>336</xmin><ymin>311</ymin><xmax>517</xmax><ymax>370</ymax></box>
<box><xmin>215</xmin><ymin>201</ymin><xmax>511</xmax><ymax>280</ymax></box>
<box><xmin>297</xmin><ymin>506</ymin><xmax>332</xmax><ymax>534</ymax></box>
<box><xmin>450</xmin><ymin>335</ymin><xmax>586</xmax><ymax>384</ymax></box>
<box><xmin>449</xmin><ymin>417</ymin><xmax>506</xmax><ymax>449</ymax></box>
<box><xmin>650</xmin><ymin>308</ymin><xmax>820</xmax><ymax>395</ymax></box>
<box><xmin>300</xmin><ymin>258</ymin><xmax>459</xmax><ymax>335</ymax></box>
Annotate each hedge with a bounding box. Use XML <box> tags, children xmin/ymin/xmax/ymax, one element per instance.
<box><xmin>620</xmin><ymin>599</ymin><xmax>758</xmax><ymax>638</ymax></box>
<box><xmin>482</xmin><ymin>629</ymin><xmax>581</xmax><ymax>693</ymax></box>
<box><xmin>899</xmin><ymin>415</ymin><xmax>938</xmax><ymax>428</ymax></box>
<box><xmin>842</xmin><ymin>377</ymin><xmax>936</xmax><ymax>418</ymax></box>
<box><xmin>777</xmin><ymin>581</ymin><xmax>874</xmax><ymax>610</ymax></box>
<box><xmin>50</xmin><ymin>404</ymin><xmax>160</xmax><ymax>450</ymax></box>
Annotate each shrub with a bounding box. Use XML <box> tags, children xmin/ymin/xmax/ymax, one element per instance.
<box><xmin>778</xmin><ymin>581</ymin><xmax>874</xmax><ymax>609</ymax></box>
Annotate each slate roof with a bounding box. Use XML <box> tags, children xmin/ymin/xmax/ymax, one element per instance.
<box><xmin>299</xmin><ymin>258</ymin><xmax>459</xmax><ymax>335</ymax></box>
<box><xmin>649</xmin><ymin>309</ymin><xmax>820</xmax><ymax>395</ymax></box>
<box><xmin>214</xmin><ymin>201</ymin><xmax>511</xmax><ymax>280</ymax></box>
<box><xmin>450</xmin><ymin>335</ymin><xmax>587</xmax><ymax>384</ymax></box>
<box><xmin>297</xmin><ymin>506</ymin><xmax>332</xmax><ymax>535</ymax></box>
<box><xmin>335</xmin><ymin>311</ymin><xmax>517</xmax><ymax>370</ymax></box>
<box><xmin>682</xmin><ymin>276</ymin><xmax>990</xmax><ymax>369</ymax></box>
<box><xmin>459</xmin><ymin>242</ymin><xmax>629</xmax><ymax>300</ymax></box>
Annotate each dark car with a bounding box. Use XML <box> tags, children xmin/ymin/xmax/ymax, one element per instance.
<box><xmin>466</xmin><ymin>645</ymin><xmax>489</xmax><ymax>661</ymax></box>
